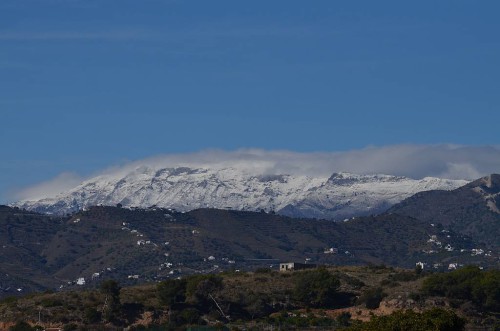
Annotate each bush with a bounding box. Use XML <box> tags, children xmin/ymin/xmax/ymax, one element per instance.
<box><xmin>178</xmin><ymin>308</ymin><xmax>202</xmax><ymax>325</ymax></box>
<box><xmin>293</xmin><ymin>268</ymin><xmax>340</xmax><ymax>308</ymax></box>
<box><xmin>100</xmin><ymin>279</ymin><xmax>122</xmax><ymax>321</ymax></box>
<box><xmin>62</xmin><ymin>324</ymin><xmax>78</xmax><ymax>331</ymax></box>
<box><xmin>408</xmin><ymin>292</ymin><xmax>422</xmax><ymax>301</ymax></box>
<box><xmin>157</xmin><ymin>278</ymin><xmax>187</xmax><ymax>306</ymax></box>
<box><xmin>40</xmin><ymin>297</ymin><xmax>63</xmax><ymax>307</ymax></box>
<box><xmin>345</xmin><ymin>308</ymin><xmax>466</xmax><ymax>331</ymax></box>
<box><xmin>254</xmin><ymin>267</ymin><xmax>272</xmax><ymax>274</ymax></box>
<box><xmin>185</xmin><ymin>274</ymin><xmax>224</xmax><ymax>306</ymax></box>
<box><xmin>345</xmin><ymin>276</ymin><xmax>366</xmax><ymax>289</ymax></box>
<box><xmin>244</xmin><ymin>293</ymin><xmax>272</xmax><ymax>319</ymax></box>
<box><xmin>1</xmin><ymin>296</ymin><xmax>18</xmax><ymax>306</ymax></box>
<box><xmin>389</xmin><ymin>271</ymin><xmax>419</xmax><ymax>282</ymax></box>
<box><xmin>128</xmin><ymin>326</ymin><xmax>147</xmax><ymax>331</ymax></box>
<box><xmin>84</xmin><ymin>307</ymin><xmax>101</xmax><ymax>324</ymax></box>
<box><xmin>100</xmin><ymin>279</ymin><xmax>121</xmax><ymax>300</ymax></box>
<box><xmin>358</xmin><ymin>287</ymin><xmax>387</xmax><ymax>309</ymax></box>
<box><xmin>336</xmin><ymin>312</ymin><xmax>352</xmax><ymax>327</ymax></box>
<box><xmin>422</xmin><ymin>266</ymin><xmax>500</xmax><ymax>312</ymax></box>
<box><xmin>9</xmin><ymin>322</ymin><xmax>34</xmax><ymax>331</ymax></box>
<box><xmin>268</xmin><ymin>312</ymin><xmax>335</xmax><ymax>328</ymax></box>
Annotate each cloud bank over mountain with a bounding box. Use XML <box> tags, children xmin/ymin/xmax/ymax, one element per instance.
<box><xmin>11</xmin><ymin>144</ymin><xmax>500</xmax><ymax>202</ymax></box>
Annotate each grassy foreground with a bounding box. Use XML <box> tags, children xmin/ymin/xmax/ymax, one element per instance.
<box><xmin>0</xmin><ymin>265</ymin><xmax>498</xmax><ymax>331</ymax></box>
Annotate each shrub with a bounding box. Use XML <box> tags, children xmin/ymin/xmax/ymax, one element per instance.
<box><xmin>345</xmin><ymin>308</ymin><xmax>466</xmax><ymax>331</ymax></box>
<box><xmin>422</xmin><ymin>266</ymin><xmax>500</xmax><ymax>312</ymax></box>
<box><xmin>358</xmin><ymin>287</ymin><xmax>387</xmax><ymax>309</ymax></box>
<box><xmin>254</xmin><ymin>267</ymin><xmax>272</xmax><ymax>274</ymax></box>
<box><xmin>100</xmin><ymin>279</ymin><xmax>122</xmax><ymax>321</ymax></box>
<box><xmin>244</xmin><ymin>293</ymin><xmax>272</xmax><ymax>319</ymax></box>
<box><xmin>336</xmin><ymin>312</ymin><xmax>352</xmax><ymax>327</ymax></box>
<box><xmin>62</xmin><ymin>324</ymin><xmax>78</xmax><ymax>331</ymax></box>
<box><xmin>408</xmin><ymin>292</ymin><xmax>422</xmax><ymax>301</ymax></box>
<box><xmin>345</xmin><ymin>276</ymin><xmax>365</xmax><ymax>289</ymax></box>
<box><xmin>178</xmin><ymin>308</ymin><xmax>202</xmax><ymax>325</ymax></box>
<box><xmin>389</xmin><ymin>271</ymin><xmax>419</xmax><ymax>282</ymax></box>
<box><xmin>157</xmin><ymin>279</ymin><xmax>187</xmax><ymax>306</ymax></box>
<box><xmin>1</xmin><ymin>296</ymin><xmax>18</xmax><ymax>306</ymax></box>
<box><xmin>9</xmin><ymin>322</ymin><xmax>34</xmax><ymax>331</ymax></box>
<box><xmin>293</xmin><ymin>268</ymin><xmax>340</xmax><ymax>308</ymax></box>
<box><xmin>40</xmin><ymin>297</ymin><xmax>63</xmax><ymax>307</ymax></box>
<box><xmin>84</xmin><ymin>307</ymin><xmax>101</xmax><ymax>324</ymax></box>
<box><xmin>186</xmin><ymin>274</ymin><xmax>223</xmax><ymax>304</ymax></box>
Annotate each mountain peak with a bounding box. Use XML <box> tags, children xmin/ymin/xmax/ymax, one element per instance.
<box><xmin>464</xmin><ymin>174</ymin><xmax>500</xmax><ymax>215</ymax></box>
<box><xmin>13</xmin><ymin>168</ymin><xmax>468</xmax><ymax>220</ymax></box>
<box><xmin>466</xmin><ymin>174</ymin><xmax>500</xmax><ymax>192</ymax></box>
<box><xmin>481</xmin><ymin>174</ymin><xmax>500</xmax><ymax>189</ymax></box>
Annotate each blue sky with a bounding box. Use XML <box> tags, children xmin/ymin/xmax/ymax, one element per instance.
<box><xmin>1</xmin><ymin>1</ymin><xmax>500</xmax><ymax>202</ymax></box>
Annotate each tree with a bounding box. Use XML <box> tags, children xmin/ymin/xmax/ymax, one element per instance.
<box><xmin>101</xmin><ymin>279</ymin><xmax>121</xmax><ymax>300</ymax></box>
<box><xmin>100</xmin><ymin>279</ymin><xmax>121</xmax><ymax>321</ymax></box>
<box><xmin>186</xmin><ymin>274</ymin><xmax>223</xmax><ymax>301</ymax></box>
<box><xmin>84</xmin><ymin>307</ymin><xmax>101</xmax><ymax>324</ymax></box>
<box><xmin>157</xmin><ymin>278</ymin><xmax>187</xmax><ymax>306</ymax></box>
<box><xmin>346</xmin><ymin>308</ymin><xmax>466</xmax><ymax>331</ymax></box>
<box><xmin>62</xmin><ymin>324</ymin><xmax>77</xmax><ymax>331</ymax></box>
<box><xmin>358</xmin><ymin>287</ymin><xmax>387</xmax><ymax>309</ymax></box>
<box><xmin>293</xmin><ymin>268</ymin><xmax>340</xmax><ymax>308</ymax></box>
<box><xmin>336</xmin><ymin>312</ymin><xmax>352</xmax><ymax>327</ymax></box>
<box><xmin>244</xmin><ymin>293</ymin><xmax>272</xmax><ymax>319</ymax></box>
<box><xmin>9</xmin><ymin>322</ymin><xmax>34</xmax><ymax>331</ymax></box>
<box><xmin>422</xmin><ymin>266</ymin><xmax>500</xmax><ymax>312</ymax></box>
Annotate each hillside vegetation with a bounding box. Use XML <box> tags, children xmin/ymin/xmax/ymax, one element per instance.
<box><xmin>389</xmin><ymin>174</ymin><xmax>500</xmax><ymax>248</ymax></box>
<box><xmin>1</xmin><ymin>204</ymin><xmax>497</xmax><ymax>300</ymax></box>
<box><xmin>0</xmin><ymin>266</ymin><xmax>498</xmax><ymax>330</ymax></box>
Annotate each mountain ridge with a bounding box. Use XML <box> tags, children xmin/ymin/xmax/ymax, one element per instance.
<box><xmin>1</xmin><ymin>174</ymin><xmax>498</xmax><ymax>297</ymax></box>
<box><xmin>0</xmin><ymin>195</ymin><xmax>497</xmax><ymax>298</ymax></box>
<box><xmin>14</xmin><ymin>167</ymin><xmax>468</xmax><ymax>219</ymax></box>
<box><xmin>389</xmin><ymin>173</ymin><xmax>500</xmax><ymax>247</ymax></box>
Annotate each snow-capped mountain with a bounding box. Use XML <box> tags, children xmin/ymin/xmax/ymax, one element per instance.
<box><xmin>14</xmin><ymin>167</ymin><xmax>468</xmax><ymax>219</ymax></box>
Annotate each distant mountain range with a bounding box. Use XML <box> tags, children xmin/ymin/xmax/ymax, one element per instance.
<box><xmin>1</xmin><ymin>174</ymin><xmax>498</xmax><ymax>297</ymax></box>
<box><xmin>14</xmin><ymin>167</ymin><xmax>467</xmax><ymax>219</ymax></box>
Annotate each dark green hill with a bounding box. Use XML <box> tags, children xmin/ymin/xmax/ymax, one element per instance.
<box><xmin>0</xmin><ymin>206</ymin><xmax>67</xmax><ymax>293</ymax></box>
<box><xmin>1</xmin><ymin>198</ymin><xmax>496</xmax><ymax>298</ymax></box>
<box><xmin>388</xmin><ymin>174</ymin><xmax>500</xmax><ymax>248</ymax></box>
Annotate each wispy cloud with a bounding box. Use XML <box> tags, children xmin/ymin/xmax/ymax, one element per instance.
<box><xmin>107</xmin><ymin>144</ymin><xmax>499</xmax><ymax>180</ymax></box>
<box><xmin>0</xmin><ymin>29</ymin><xmax>155</xmax><ymax>41</ymax></box>
<box><xmin>0</xmin><ymin>23</ymin><xmax>326</xmax><ymax>42</ymax></box>
<box><xmin>11</xmin><ymin>172</ymin><xmax>83</xmax><ymax>201</ymax></box>
<box><xmin>11</xmin><ymin>144</ymin><xmax>500</xmax><ymax>202</ymax></box>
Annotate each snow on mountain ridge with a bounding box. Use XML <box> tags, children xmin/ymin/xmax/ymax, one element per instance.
<box><xmin>14</xmin><ymin>167</ymin><xmax>468</xmax><ymax>219</ymax></box>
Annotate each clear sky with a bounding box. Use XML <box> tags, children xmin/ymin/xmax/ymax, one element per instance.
<box><xmin>1</xmin><ymin>1</ymin><xmax>499</xmax><ymax>203</ymax></box>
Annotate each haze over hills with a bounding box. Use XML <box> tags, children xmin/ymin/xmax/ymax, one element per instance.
<box><xmin>14</xmin><ymin>166</ymin><xmax>467</xmax><ymax>219</ymax></box>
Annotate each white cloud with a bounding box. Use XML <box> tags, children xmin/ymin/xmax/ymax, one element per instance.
<box><xmin>12</xmin><ymin>172</ymin><xmax>83</xmax><ymax>201</ymax></box>
<box><xmin>11</xmin><ymin>144</ymin><xmax>500</xmax><ymax>201</ymax></box>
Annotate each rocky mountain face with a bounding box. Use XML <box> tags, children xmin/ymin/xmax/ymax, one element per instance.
<box><xmin>14</xmin><ymin>167</ymin><xmax>467</xmax><ymax>219</ymax></box>
<box><xmin>389</xmin><ymin>174</ymin><xmax>500</xmax><ymax>248</ymax></box>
